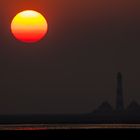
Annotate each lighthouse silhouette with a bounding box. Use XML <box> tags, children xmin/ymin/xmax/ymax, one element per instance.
<box><xmin>116</xmin><ymin>72</ymin><xmax>124</xmax><ymax>111</ymax></box>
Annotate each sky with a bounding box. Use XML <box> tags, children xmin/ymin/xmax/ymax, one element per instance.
<box><xmin>0</xmin><ymin>0</ymin><xmax>140</xmax><ymax>115</ymax></box>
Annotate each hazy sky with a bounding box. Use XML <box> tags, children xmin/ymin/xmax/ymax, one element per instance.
<box><xmin>0</xmin><ymin>0</ymin><xmax>140</xmax><ymax>114</ymax></box>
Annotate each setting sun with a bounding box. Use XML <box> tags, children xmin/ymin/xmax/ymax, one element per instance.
<box><xmin>11</xmin><ymin>10</ymin><xmax>48</xmax><ymax>43</ymax></box>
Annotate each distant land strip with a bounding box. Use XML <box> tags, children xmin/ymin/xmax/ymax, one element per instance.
<box><xmin>0</xmin><ymin>124</ymin><xmax>140</xmax><ymax>130</ymax></box>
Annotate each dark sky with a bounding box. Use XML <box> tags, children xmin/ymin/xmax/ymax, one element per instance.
<box><xmin>0</xmin><ymin>0</ymin><xmax>140</xmax><ymax>114</ymax></box>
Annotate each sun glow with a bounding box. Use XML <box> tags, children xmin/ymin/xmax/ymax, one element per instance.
<box><xmin>11</xmin><ymin>10</ymin><xmax>48</xmax><ymax>43</ymax></box>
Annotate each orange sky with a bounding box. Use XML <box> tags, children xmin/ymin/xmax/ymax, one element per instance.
<box><xmin>1</xmin><ymin>0</ymin><xmax>140</xmax><ymax>19</ymax></box>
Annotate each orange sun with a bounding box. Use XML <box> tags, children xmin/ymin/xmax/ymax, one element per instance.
<box><xmin>11</xmin><ymin>10</ymin><xmax>48</xmax><ymax>43</ymax></box>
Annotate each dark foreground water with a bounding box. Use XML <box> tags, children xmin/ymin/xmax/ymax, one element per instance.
<box><xmin>0</xmin><ymin>124</ymin><xmax>140</xmax><ymax>130</ymax></box>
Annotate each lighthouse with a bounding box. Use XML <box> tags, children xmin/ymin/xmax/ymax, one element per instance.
<box><xmin>116</xmin><ymin>72</ymin><xmax>124</xmax><ymax>111</ymax></box>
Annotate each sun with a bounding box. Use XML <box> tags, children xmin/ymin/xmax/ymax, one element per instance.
<box><xmin>11</xmin><ymin>10</ymin><xmax>48</xmax><ymax>43</ymax></box>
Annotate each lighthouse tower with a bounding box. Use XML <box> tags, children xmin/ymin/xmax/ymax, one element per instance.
<box><xmin>116</xmin><ymin>72</ymin><xmax>124</xmax><ymax>111</ymax></box>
